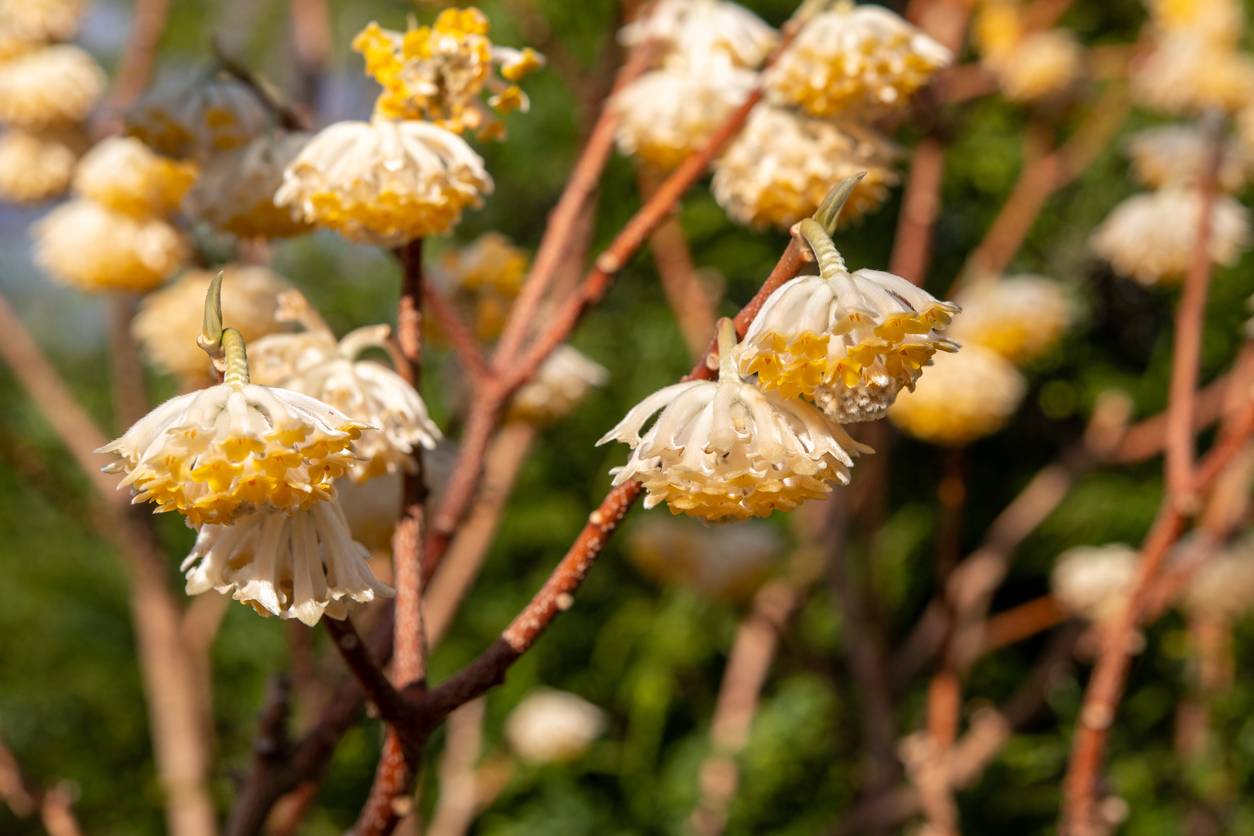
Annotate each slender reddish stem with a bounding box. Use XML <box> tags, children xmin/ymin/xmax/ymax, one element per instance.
<box><xmin>1061</xmin><ymin>116</ymin><xmax>1225</xmax><ymax>835</ymax></box>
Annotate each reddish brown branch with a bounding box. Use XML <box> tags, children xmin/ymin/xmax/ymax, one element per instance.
<box><xmin>889</xmin><ymin>137</ymin><xmax>945</xmax><ymax>287</ymax></box>
<box><xmin>422</xmin><ymin>284</ymin><xmax>490</xmax><ymax>383</ymax></box>
<box><xmin>105</xmin><ymin>0</ymin><xmax>171</xmax><ymax>114</ymax></box>
<box><xmin>637</xmin><ymin>165</ymin><xmax>719</xmax><ymax>361</ymax></box>
<box><xmin>690</xmin><ymin>579</ymin><xmax>802</xmax><ymax>836</ymax></box>
<box><xmin>1062</xmin><ymin>118</ymin><xmax>1228</xmax><ymax>835</ymax></box>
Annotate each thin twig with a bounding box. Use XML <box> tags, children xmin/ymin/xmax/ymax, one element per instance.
<box><xmin>689</xmin><ymin>579</ymin><xmax>801</xmax><ymax>836</ymax></box>
<box><xmin>889</xmin><ymin>137</ymin><xmax>945</xmax><ymax>287</ymax></box>
<box><xmin>104</xmin><ymin>0</ymin><xmax>172</xmax><ymax>114</ymax></box>
<box><xmin>1062</xmin><ymin>115</ymin><xmax>1228</xmax><ymax>835</ymax></box>
<box><xmin>636</xmin><ymin>164</ymin><xmax>719</xmax><ymax>361</ymax></box>
<box><xmin>422</xmin><ymin>284</ymin><xmax>490</xmax><ymax>384</ymax></box>
<box><xmin>962</xmin><ymin>85</ymin><xmax>1130</xmax><ymax>282</ymax></box>
<box><xmin>0</xmin><ymin>729</ymin><xmax>85</xmax><ymax>836</ymax></box>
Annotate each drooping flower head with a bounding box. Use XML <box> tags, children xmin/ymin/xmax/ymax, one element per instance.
<box><xmin>97</xmin><ymin>274</ymin><xmax>373</xmax><ymax>526</ymax></box>
<box><xmin>351</xmin><ymin>8</ymin><xmax>544</xmax><ymax>138</ymax></box>
<box><xmin>33</xmin><ymin>199</ymin><xmax>189</xmax><ymax>293</ymax></box>
<box><xmin>1090</xmin><ymin>187</ymin><xmax>1252</xmax><ymax>286</ymax></box>
<box><xmin>1131</xmin><ymin>33</ymin><xmax>1254</xmax><ymax>115</ymax></box>
<box><xmin>947</xmin><ymin>275</ymin><xmax>1075</xmax><ymax>367</ymax></box>
<box><xmin>886</xmin><ymin>343</ymin><xmax>1025</xmax><ymax>446</ymax></box>
<box><xmin>618</xmin><ymin>0</ymin><xmax>777</xmax><ymax>69</ymax></box>
<box><xmin>0</xmin><ymin>44</ymin><xmax>104</xmax><ymax>130</ymax></box>
<box><xmin>712</xmin><ymin>105</ymin><xmax>899</xmax><ymax>230</ymax></box>
<box><xmin>509</xmin><ymin>345</ymin><xmax>609</xmax><ymax>423</ymax></box>
<box><xmin>973</xmin><ymin>0</ymin><xmax>1083</xmax><ymax>102</ymax></box>
<box><xmin>738</xmin><ymin>198</ymin><xmax>958</xmax><ymax>423</ymax></box>
<box><xmin>599</xmin><ymin>318</ymin><xmax>871</xmax><ymax>522</ymax></box>
<box><xmin>133</xmin><ymin>266</ymin><xmax>294</xmax><ymax>387</ymax></box>
<box><xmin>250</xmin><ymin>291</ymin><xmax>441</xmax><ymax>482</ymax></box>
<box><xmin>1126</xmin><ymin>124</ymin><xmax>1252</xmax><ymax>193</ymax></box>
<box><xmin>183</xmin><ymin>132</ymin><xmax>314</xmax><ymax>239</ymax></box>
<box><xmin>126</xmin><ymin>74</ymin><xmax>270</xmax><ymax>160</ymax></box>
<box><xmin>611</xmin><ymin>55</ymin><xmax>757</xmax><ymax>171</ymax></box>
<box><xmin>0</xmin><ymin>126</ymin><xmax>82</xmax><ymax>204</ymax></box>
<box><xmin>0</xmin><ymin>0</ymin><xmax>86</xmax><ymax>43</ymax></box>
<box><xmin>274</xmin><ymin>116</ymin><xmax>493</xmax><ymax>245</ymax></box>
<box><xmin>71</xmin><ymin>136</ymin><xmax>198</xmax><ymax>218</ymax></box>
<box><xmin>765</xmin><ymin>1</ymin><xmax>951</xmax><ymax>118</ymax></box>
<box><xmin>1051</xmin><ymin>543</ymin><xmax>1139</xmax><ymax>624</ymax></box>
<box><xmin>505</xmin><ymin>689</ymin><xmax>605</xmax><ymax>765</ymax></box>
<box><xmin>182</xmin><ymin>503</ymin><xmax>393</xmax><ymax>625</ymax></box>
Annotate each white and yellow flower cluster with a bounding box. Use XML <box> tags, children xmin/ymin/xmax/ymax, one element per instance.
<box><xmin>972</xmin><ymin>0</ymin><xmax>1083</xmax><ymax>103</ymax></box>
<box><xmin>599</xmin><ymin>316</ymin><xmax>871</xmax><ymax>521</ymax></box>
<box><xmin>600</xmin><ymin>194</ymin><xmax>966</xmax><ymax>521</ymax></box>
<box><xmin>100</xmin><ymin>277</ymin><xmax>398</xmax><ymax>624</ymax></box>
<box><xmin>127</xmin><ymin>74</ymin><xmax>317</xmax><ymax>241</ymax></box>
<box><xmin>249</xmin><ymin>290</ymin><xmax>442</xmax><ymax>482</ymax></box>
<box><xmin>712</xmin><ymin>1</ymin><xmax>950</xmax><ymax>230</ymax></box>
<box><xmin>611</xmin><ymin>0</ymin><xmax>775</xmax><ymax>170</ymax></box>
<box><xmin>33</xmin><ymin>137</ymin><xmax>194</xmax><ymax>293</ymax></box>
<box><xmin>277</xmin><ymin>8</ymin><xmax>542</xmax><ymax>245</ymax></box>
<box><xmin>0</xmin><ymin>0</ymin><xmax>99</xmax><ymax>204</ymax></box>
<box><xmin>888</xmin><ymin>275</ymin><xmax>1073</xmax><ymax>446</ymax></box>
<box><xmin>1093</xmin><ymin>124</ymin><xmax>1252</xmax><ymax>287</ymax></box>
<box><xmin>1132</xmin><ymin>0</ymin><xmax>1254</xmax><ymax>117</ymax></box>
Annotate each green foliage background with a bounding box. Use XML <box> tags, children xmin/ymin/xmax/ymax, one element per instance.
<box><xmin>2</xmin><ymin>0</ymin><xmax>1254</xmax><ymax>834</ymax></box>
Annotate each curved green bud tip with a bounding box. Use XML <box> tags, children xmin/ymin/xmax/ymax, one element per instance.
<box><xmin>202</xmin><ymin>271</ymin><xmax>224</xmax><ymax>349</ymax></box>
<box><xmin>812</xmin><ymin>172</ymin><xmax>866</xmax><ymax>235</ymax></box>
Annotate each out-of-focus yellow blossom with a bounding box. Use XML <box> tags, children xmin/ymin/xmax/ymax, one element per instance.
<box><xmin>0</xmin><ymin>29</ymin><xmax>39</xmax><ymax>61</ymax></box>
<box><xmin>71</xmin><ymin>137</ymin><xmax>198</xmax><ymax>218</ymax></box>
<box><xmin>610</xmin><ymin>54</ymin><xmax>756</xmax><ymax>170</ymax></box>
<box><xmin>0</xmin><ymin>44</ymin><xmax>103</xmax><ymax>130</ymax></box>
<box><xmin>1051</xmin><ymin>543</ymin><xmax>1139</xmax><ymax>624</ymax></box>
<box><xmin>250</xmin><ymin>291</ymin><xmax>441</xmax><ymax>482</ymax></box>
<box><xmin>33</xmin><ymin>199</ymin><xmax>188</xmax><ymax>293</ymax></box>
<box><xmin>182</xmin><ymin>502</ymin><xmax>394</xmax><ymax>625</ymax></box>
<box><xmin>887</xmin><ymin>344</ymin><xmax>1025</xmax><ymax>446</ymax></box>
<box><xmin>0</xmin><ymin>127</ymin><xmax>82</xmax><ymax>203</ymax></box>
<box><xmin>599</xmin><ymin>318</ymin><xmax>870</xmax><ymax>522</ymax></box>
<box><xmin>98</xmin><ymin>377</ymin><xmax>372</xmax><ymax>527</ymax></box>
<box><xmin>712</xmin><ymin>104</ymin><xmax>899</xmax><ymax>230</ymax></box>
<box><xmin>133</xmin><ymin>266</ymin><xmax>294</xmax><ymax>386</ymax></box>
<box><xmin>1131</xmin><ymin>34</ymin><xmax>1254</xmax><ymax>115</ymax></box>
<box><xmin>126</xmin><ymin>75</ymin><xmax>269</xmax><ymax>160</ymax></box>
<box><xmin>1127</xmin><ymin>124</ymin><xmax>1252</xmax><ymax>193</ymax></box>
<box><xmin>739</xmin><ymin>219</ymin><xmax>958</xmax><ymax>423</ymax></box>
<box><xmin>765</xmin><ymin>1</ymin><xmax>951</xmax><ymax>118</ymax></box>
<box><xmin>351</xmin><ymin>9</ymin><xmax>544</xmax><ymax>137</ymax></box>
<box><xmin>184</xmin><ymin>132</ymin><xmax>314</xmax><ymax>239</ymax></box>
<box><xmin>1144</xmin><ymin>0</ymin><xmax>1244</xmax><ymax>47</ymax></box>
<box><xmin>625</xmin><ymin>515</ymin><xmax>783</xmax><ymax>602</ymax></box>
<box><xmin>505</xmin><ymin>690</ymin><xmax>604</xmax><ymax>765</ymax></box>
<box><xmin>1090</xmin><ymin>187</ymin><xmax>1252</xmax><ymax>286</ymax></box>
<box><xmin>439</xmin><ymin>231</ymin><xmax>529</xmax><ymax>340</ymax></box>
<box><xmin>509</xmin><ymin>345</ymin><xmax>609</xmax><ymax>424</ymax></box>
<box><xmin>989</xmin><ymin>29</ymin><xmax>1083</xmax><ymax>102</ymax></box>
<box><xmin>974</xmin><ymin>1</ymin><xmax>1081</xmax><ymax>102</ymax></box>
<box><xmin>275</xmin><ymin>116</ymin><xmax>493</xmax><ymax>246</ymax></box>
<box><xmin>948</xmin><ymin>275</ymin><xmax>1075</xmax><ymax>367</ymax></box>
<box><xmin>618</xmin><ymin>0</ymin><xmax>777</xmax><ymax>69</ymax></box>
<box><xmin>0</xmin><ymin>0</ymin><xmax>84</xmax><ymax>43</ymax></box>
